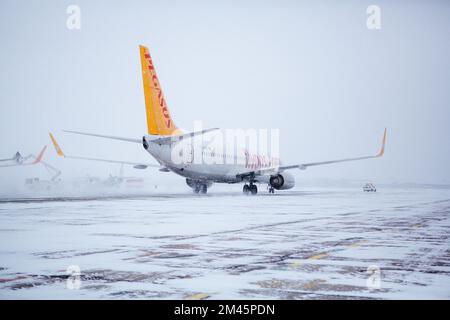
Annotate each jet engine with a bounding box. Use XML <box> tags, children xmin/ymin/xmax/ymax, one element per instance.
<box><xmin>269</xmin><ymin>172</ymin><xmax>295</xmax><ymax>190</ymax></box>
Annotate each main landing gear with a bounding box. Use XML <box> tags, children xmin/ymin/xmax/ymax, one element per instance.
<box><xmin>268</xmin><ymin>186</ymin><xmax>275</xmax><ymax>194</ymax></box>
<box><xmin>243</xmin><ymin>183</ymin><xmax>258</xmax><ymax>195</ymax></box>
<box><xmin>193</xmin><ymin>183</ymin><xmax>208</xmax><ymax>194</ymax></box>
<box><xmin>186</xmin><ymin>178</ymin><xmax>210</xmax><ymax>194</ymax></box>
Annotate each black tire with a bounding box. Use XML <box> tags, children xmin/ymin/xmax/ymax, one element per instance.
<box><xmin>193</xmin><ymin>185</ymin><xmax>200</xmax><ymax>193</ymax></box>
<box><xmin>250</xmin><ymin>184</ymin><xmax>258</xmax><ymax>195</ymax></box>
<box><xmin>243</xmin><ymin>184</ymin><xmax>250</xmax><ymax>195</ymax></box>
<box><xmin>200</xmin><ymin>184</ymin><xmax>207</xmax><ymax>194</ymax></box>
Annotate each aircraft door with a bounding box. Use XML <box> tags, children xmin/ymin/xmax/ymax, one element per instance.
<box><xmin>185</xmin><ymin>141</ymin><xmax>194</xmax><ymax>164</ymax></box>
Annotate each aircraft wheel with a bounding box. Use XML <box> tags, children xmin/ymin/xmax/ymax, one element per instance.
<box><xmin>250</xmin><ymin>184</ymin><xmax>258</xmax><ymax>195</ymax></box>
<box><xmin>200</xmin><ymin>184</ymin><xmax>207</xmax><ymax>194</ymax></box>
<box><xmin>269</xmin><ymin>187</ymin><xmax>275</xmax><ymax>194</ymax></box>
<box><xmin>243</xmin><ymin>184</ymin><xmax>250</xmax><ymax>195</ymax></box>
<box><xmin>193</xmin><ymin>184</ymin><xmax>200</xmax><ymax>193</ymax></box>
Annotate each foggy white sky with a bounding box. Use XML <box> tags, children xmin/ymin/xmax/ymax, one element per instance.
<box><xmin>0</xmin><ymin>0</ymin><xmax>449</xmax><ymax>186</ymax></box>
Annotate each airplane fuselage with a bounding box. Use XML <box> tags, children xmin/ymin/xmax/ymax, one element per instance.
<box><xmin>142</xmin><ymin>135</ymin><xmax>285</xmax><ymax>185</ymax></box>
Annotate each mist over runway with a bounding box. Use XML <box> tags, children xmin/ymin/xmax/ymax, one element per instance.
<box><xmin>0</xmin><ymin>186</ymin><xmax>449</xmax><ymax>299</ymax></box>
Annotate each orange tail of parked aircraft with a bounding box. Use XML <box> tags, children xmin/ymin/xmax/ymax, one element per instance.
<box><xmin>139</xmin><ymin>45</ymin><xmax>181</xmax><ymax>136</ymax></box>
<box><xmin>32</xmin><ymin>146</ymin><xmax>47</xmax><ymax>164</ymax></box>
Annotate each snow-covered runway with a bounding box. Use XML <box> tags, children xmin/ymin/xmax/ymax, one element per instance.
<box><xmin>0</xmin><ymin>187</ymin><xmax>449</xmax><ymax>299</ymax></box>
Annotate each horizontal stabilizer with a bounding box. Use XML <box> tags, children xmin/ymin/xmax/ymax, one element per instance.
<box><xmin>149</xmin><ymin>128</ymin><xmax>220</xmax><ymax>145</ymax></box>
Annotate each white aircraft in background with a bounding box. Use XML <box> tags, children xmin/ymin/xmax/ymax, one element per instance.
<box><xmin>49</xmin><ymin>132</ymin><xmax>156</xmax><ymax>187</ymax></box>
<box><xmin>0</xmin><ymin>146</ymin><xmax>62</xmax><ymax>181</ymax></box>
<box><xmin>58</xmin><ymin>45</ymin><xmax>386</xmax><ymax>195</ymax></box>
<box><xmin>0</xmin><ymin>146</ymin><xmax>47</xmax><ymax>168</ymax></box>
<box><xmin>49</xmin><ymin>132</ymin><xmax>159</xmax><ymax>170</ymax></box>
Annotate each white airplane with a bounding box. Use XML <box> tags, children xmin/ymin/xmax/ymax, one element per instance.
<box><xmin>49</xmin><ymin>132</ymin><xmax>155</xmax><ymax>187</ymax></box>
<box><xmin>49</xmin><ymin>132</ymin><xmax>159</xmax><ymax>170</ymax></box>
<box><xmin>61</xmin><ymin>45</ymin><xmax>387</xmax><ymax>195</ymax></box>
<box><xmin>0</xmin><ymin>146</ymin><xmax>47</xmax><ymax>168</ymax></box>
<box><xmin>1</xmin><ymin>146</ymin><xmax>62</xmax><ymax>181</ymax></box>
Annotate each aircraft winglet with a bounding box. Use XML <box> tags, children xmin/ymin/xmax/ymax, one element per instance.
<box><xmin>32</xmin><ymin>146</ymin><xmax>47</xmax><ymax>164</ymax></box>
<box><xmin>376</xmin><ymin>128</ymin><xmax>387</xmax><ymax>157</ymax></box>
<box><xmin>49</xmin><ymin>132</ymin><xmax>65</xmax><ymax>157</ymax></box>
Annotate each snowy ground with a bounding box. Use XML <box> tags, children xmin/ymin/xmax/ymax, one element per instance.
<box><xmin>0</xmin><ymin>186</ymin><xmax>449</xmax><ymax>299</ymax></box>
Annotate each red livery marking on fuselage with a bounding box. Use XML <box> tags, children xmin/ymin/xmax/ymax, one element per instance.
<box><xmin>244</xmin><ymin>150</ymin><xmax>280</xmax><ymax>169</ymax></box>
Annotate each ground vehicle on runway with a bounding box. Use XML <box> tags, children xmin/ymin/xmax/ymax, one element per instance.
<box><xmin>363</xmin><ymin>183</ymin><xmax>377</xmax><ymax>192</ymax></box>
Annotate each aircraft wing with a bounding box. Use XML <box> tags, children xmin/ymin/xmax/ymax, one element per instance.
<box><xmin>49</xmin><ymin>133</ymin><xmax>160</xmax><ymax>169</ymax></box>
<box><xmin>0</xmin><ymin>163</ymin><xmax>27</xmax><ymax>168</ymax></box>
<box><xmin>237</xmin><ymin>128</ymin><xmax>387</xmax><ymax>179</ymax></box>
<box><xmin>149</xmin><ymin>128</ymin><xmax>220</xmax><ymax>145</ymax></box>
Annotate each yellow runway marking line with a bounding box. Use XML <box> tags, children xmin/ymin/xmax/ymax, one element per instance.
<box><xmin>305</xmin><ymin>241</ymin><xmax>368</xmax><ymax>262</ymax></box>
<box><xmin>185</xmin><ymin>293</ymin><xmax>210</xmax><ymax>300</ymax></box>
<box><xmin>308</xmin><ymin>253</ymin><xmax>328</xmax><ymax>260</ymax></box>
<box><xmin>290</xmin><ymin>261</ymin><xmax>302</xmax><ymax>268</ymax></box>
<box><xmin>302</xmin><ymin>279</ymin><xmax>326</xmax><ymax>291</ymax></box>
<box><xmin>346</xmin><ymin>240</ymin><xmax>367</xmax><ymax>248</ymax></box>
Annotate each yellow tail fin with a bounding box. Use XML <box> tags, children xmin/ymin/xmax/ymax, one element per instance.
<box><xmin>139</xmin><ymin>45</ymin><xmax>181</xmax><ymax>136</ymax></box>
